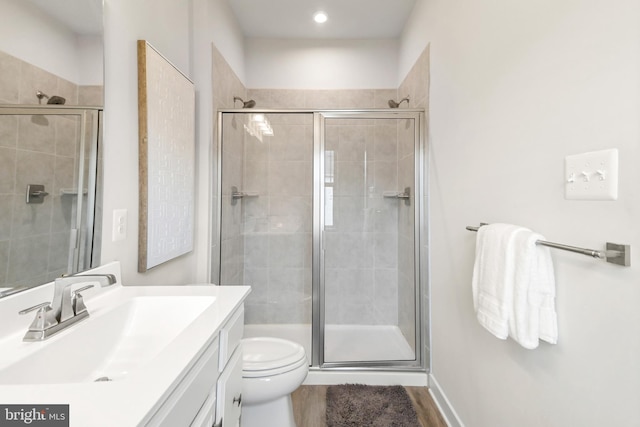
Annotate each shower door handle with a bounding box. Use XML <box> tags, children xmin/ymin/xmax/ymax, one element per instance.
<box><xmin>383</xmin><ymin>187</ymin><xmax>411</xmax><ymax>199</ymax></box>
<box><xmin>383</xmin><ymin>187</ymin><xmax>411</xmax><ymax>205</ymax></box>
<box><xmin>396</xmin><ymin>187</ymin><xmax>411</xmax><ymax>199</ymax></box>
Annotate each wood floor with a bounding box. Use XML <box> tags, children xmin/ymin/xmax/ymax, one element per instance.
<box><xmin>291</xmin><ymin>385</ymin><xmax>448</xmax><ymax>427</ymax></box>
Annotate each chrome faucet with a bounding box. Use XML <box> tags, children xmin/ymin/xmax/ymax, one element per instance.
<box><xmin>19</xmin><ymin>274</ymin><xmax>117</xmax><ymax>341</ymax></box>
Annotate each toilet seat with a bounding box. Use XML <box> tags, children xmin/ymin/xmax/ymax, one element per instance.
<box><xmin>242</xmin><ymin>337</ymin><xmax>307</xmax><ymax>378</ymax></box>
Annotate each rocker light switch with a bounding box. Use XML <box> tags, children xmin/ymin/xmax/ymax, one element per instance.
<box><xmin>565</xmin><ymin>149</ymin><xmax>618</xmax><ymax>200</ymax></box>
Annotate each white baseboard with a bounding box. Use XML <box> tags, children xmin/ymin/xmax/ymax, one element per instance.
<box><xmin>428</xmin><ymin>374</ymin><xmax>465</xmax><ymax>427</ymax></box>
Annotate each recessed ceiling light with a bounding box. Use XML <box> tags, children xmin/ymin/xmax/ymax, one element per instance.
<box><xmin>313</xmin><ymin>11</ymin><xmax>328</xmax><ymax>24</ymax></box>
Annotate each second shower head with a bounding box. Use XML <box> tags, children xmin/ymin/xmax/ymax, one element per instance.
<box><xmin>234</xmin><ymin>96</ymin><xmax>256</xmax><ymax>108</ymax></box>
<box><xmin>388</xmin><ymin>96</ymin><xmax>410</xmax><ymax>108</ymax></box>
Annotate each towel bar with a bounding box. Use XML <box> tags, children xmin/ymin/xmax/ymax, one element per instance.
<box><xmin>466</xmin><ymin>224</ymin><xmax>631</xmax><ymax>267</ymax></box>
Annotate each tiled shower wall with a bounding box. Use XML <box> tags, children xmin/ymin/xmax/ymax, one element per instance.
<box><xmin>397</xmin><ymin>119</ymin><xmax>417</xmax><ymax>350</ymax></box>
<box><xmin>0</xmin><ymin>51</ymin><xmax>103</xmax><ymax>106</ymax></box>
<box><xmin>211</xmin><ymin>45</ymin><xmax>248</xmax><ymax>285</ymax></box>
<box><xmin>240</xmin><ymin>113</ymin><xmax>313</xmax><ymax>324</ymax></box>
<box><xmin>323</xmin><ymin>117</ymin><xmax>401</xmax><ymax>326</ymax></box>
<box><xmin>0</xmin><ymin>50</ymin><xmax>103</xmax><ymax>290</ymax></box>
<box><xmin>245</xmin><ymin>89</ymin><xmax>408</xmax><ymax>328</ymax></box>
<box><xmin>219</xmin><ymin>113</ymin><xmax>246</xmax><ymax>286</ymax></box>
<box><xmin>247</xmin><ymin>89</ymin><xmax>397</xmax><ymax>110</ymax></box>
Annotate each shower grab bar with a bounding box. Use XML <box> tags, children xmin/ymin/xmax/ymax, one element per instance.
<box><xmin>230</xmin><ymin>186</ymin><xmax>258</xmax><ymax>201</ymax></box>
<box><xmin>231</xmin><ymin>191</ymin><xmax>258</xmax><ymax>200</ymax></box>
<box><xmin>466</xmin><ymin>223</ymin><xmax>630</xmax><ymax>266</ymax></box>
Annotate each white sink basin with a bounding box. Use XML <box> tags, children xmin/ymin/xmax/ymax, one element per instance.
<box><xmin>0</xmin><ymin>295</ymin><xmax>215</xmax><ymax>384</ymax></box>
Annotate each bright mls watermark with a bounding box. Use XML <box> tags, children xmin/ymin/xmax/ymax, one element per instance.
<box><xmin>0</xmin><ymin>405</ymin><xmax>69</xmax><ymax>426</ymax></box>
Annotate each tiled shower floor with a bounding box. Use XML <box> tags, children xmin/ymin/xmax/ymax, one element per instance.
<box><xmin>244</xmin><ymin>323</ymin><xmax>415</xmax><ymax>363</ymax></box>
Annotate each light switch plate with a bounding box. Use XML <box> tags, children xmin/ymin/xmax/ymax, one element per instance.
<box><xmin>112</xmin><ymin>209</ymin><xmax>127</xmax><ymax>241</ymax></box>
<box><xmin>565</xmin><ymin>149</ymin><xmax>618</xmax><ymax>200</ymax></box>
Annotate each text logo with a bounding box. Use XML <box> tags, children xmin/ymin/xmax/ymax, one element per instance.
<box><xmin>0</xmin><ymin>405</ymin><xmax>69</xmax><ymax>426</ymax></box>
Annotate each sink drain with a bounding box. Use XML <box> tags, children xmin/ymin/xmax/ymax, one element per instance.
<box><xmin>94</xmin><ymin>376</ymin><xmax>113</xmax><ymax>382</ymax></box>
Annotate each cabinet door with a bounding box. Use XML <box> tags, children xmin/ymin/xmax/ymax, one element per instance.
<box><xmin>215</xmin><ymin>347</ymin><xmax>243</xmax><ymax>427</ymax></box>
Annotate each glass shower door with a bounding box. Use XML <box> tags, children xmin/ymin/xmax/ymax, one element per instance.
<box><xmin>0</xmin><ymin>107</ymin><xmax>100</xmax><ymax>296</ymax></box>
<box><xmin>218</xmin><ymin>112</ymin><xmax>314</xmax><ymax>363</ymax></box>
<box><xmin>320</xmin><ymin>112</ymin><xmax>421</xmax><ymax>365</ymax></box>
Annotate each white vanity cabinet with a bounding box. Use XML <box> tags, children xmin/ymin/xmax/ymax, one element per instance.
<box><xmin>147</xmin><ymin>304</ymin><xmax>245</xmax><ymax>427</ymax></box>
<box><xmin>214</xmin><ymin>306</ymin><xmax>244</xmax><ymax>427</ymax></box>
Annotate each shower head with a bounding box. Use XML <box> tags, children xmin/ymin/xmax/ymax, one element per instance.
<box><xmin>35</xmin><ymin>91</ymin><xmax>66</xmax><ymax>105</ymax></box>
<box><xmin>388</xmin><ymin>96</ymin><xmax>410</xmax><ymax>108</ymax></box>
<box><xmin>47</xmin><ymin>96</ymin><xmax>66</xmax><ymax>105</ymax></box>
<box><xmin>234</xmin><ymin>96</ymin><xmax>256</xmax><ymax>108</ymax></box>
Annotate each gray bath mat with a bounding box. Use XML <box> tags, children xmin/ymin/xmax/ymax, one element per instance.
<box><xmin>326</xmin><ymin>384</ymin><xmax>421</xmax><ymax>427</ymax></box>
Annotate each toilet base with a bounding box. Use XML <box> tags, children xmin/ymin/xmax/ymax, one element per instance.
<box><xmin>241</xmin><ymin>394</ymin><xmax>296</xmax><ymax>427</ymax></box>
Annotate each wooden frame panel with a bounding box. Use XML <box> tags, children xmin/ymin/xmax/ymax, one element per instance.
<box><xmin>137</xmin><ymin>40</ymin><xmax>195</xmax><ymax>272</ymax></box>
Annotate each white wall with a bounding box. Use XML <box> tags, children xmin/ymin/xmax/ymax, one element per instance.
<box><xmin>398</xmin><ymin>0</ymin><xmax>429</xmax><ymax>85</ymax></box>
<box><xmin>402</xmin><ymin>0</ymin><xmax>640</xmax><ymax>426</ymax></box>
<box><xmin>207</xmin><ymin>0</ymin><xmax>246</xmax><ymax>83</ymax></box>
<box><xmin>191</xmin><ymin>0</ymin><xmax>246</xmax><ymax>281</ymax></box>
<box><xmin>77</xmin><ymin>35</ymin><xmax>104</xmax><ymax>86</ymax></box>
<box><xmin>102</xmin><ymin>0</ymin><xmax>195</xmax><ymax>285</ymax></box>
<box><xmin>244</xmin><ymin>38</ymin><xmax>398</xmax><ymax>89</ymax></box>
<box><xmin>101</xmin><ymin>0</ymin><xmax>245</xmax><ymax>285</ymax></box>
<box><xmin>0</xmin><ymin>0</ymin><xmax>82</xmax><ymax>84</ymax></box>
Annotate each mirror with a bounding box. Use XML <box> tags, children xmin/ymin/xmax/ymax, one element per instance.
<box><xmin>0</xmin><ymin>0</ymin><xmax>104</xmax><ymax>297</ymax></box>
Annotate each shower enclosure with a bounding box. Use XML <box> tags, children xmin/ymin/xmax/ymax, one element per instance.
<box><xmin>217</xmin><ymin>109</ymin><xmax>426</xmax><ymax>372</ymax></box>
<box><xmin>0</xmin><ymin>105</ymin><xmax>102</xmax><ymax>296</ymax></box>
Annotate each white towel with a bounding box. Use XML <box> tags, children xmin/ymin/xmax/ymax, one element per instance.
<box><xmin>472</xmin><ymin>223</ymin><xmax>523</xmax><ymax>340</ymax></box>
<box><xmin>509</xmin><ymin>229</ymin><xmax>558</xmax><ymax>348</ymax></box>
<box><xmin>472</xmin><ymin>224</ymin><xmax>558</xmax><ymax>348</ymax></box>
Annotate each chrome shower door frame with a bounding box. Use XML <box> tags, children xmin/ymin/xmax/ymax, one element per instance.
<box><xmin>216</xmin><ymin>109</ymin><xmax>427</xmax><ymax>372</ymax></box>
<box><xmin>314</xmin><ymin>110</ymin><xmax>426</xmax><ymax>371</ymax></box>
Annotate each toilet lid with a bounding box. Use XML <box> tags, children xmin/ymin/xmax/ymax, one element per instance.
<box><xmin>242</xmin><ymin>337</ymin><xmax>306</xmax><ymax>372</ymax></box>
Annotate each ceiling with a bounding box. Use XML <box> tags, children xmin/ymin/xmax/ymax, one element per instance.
<box><xmin>226</xmin><ymin>0</ymin><xmax>417</xmax><ymax>39</ymax></box>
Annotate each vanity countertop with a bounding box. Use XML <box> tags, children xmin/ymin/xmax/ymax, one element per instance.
<box><xmin>0</xmin><ymin>262</ymin><xmax>250</xmax><ymax>427</ymax></box>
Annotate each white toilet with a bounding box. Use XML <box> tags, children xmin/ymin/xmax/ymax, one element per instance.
<box><xmin>240</xmin><ymin>337</ymin><xmax>308</xmax><ymax>427</ymax></box>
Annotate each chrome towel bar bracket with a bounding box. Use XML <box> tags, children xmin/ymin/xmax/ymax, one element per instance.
<box><xmin>466</xmin><ymin>224</ymin><xmax>631</xmax><ymax>267</ymax></box>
